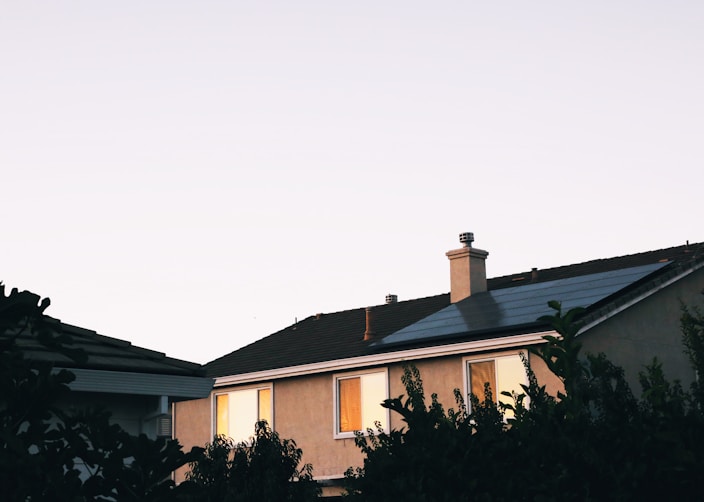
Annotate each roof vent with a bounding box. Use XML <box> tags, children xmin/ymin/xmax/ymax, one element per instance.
<box><xmin>459</xmin><ymin>232</ymin><xmax>474</xmax><ymax>248</ymax></box>
<box><xmin>156</xmin><ymin>415</ymin><xmax>172</xmax><ymax>437</ymax></box>
<box><xmin>385</xmin><ymin>294</ymin><xmax>398</xmax><ymax>304</ymax></box>
<box><xmin>364</xmin><ymin>307</ymin><xmax>376</xmax><ymax>341</ymax></box>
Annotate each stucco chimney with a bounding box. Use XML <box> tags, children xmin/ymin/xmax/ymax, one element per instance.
<box><xmin>446</xmin><ymin>232</ymin><xmax>489</xmax><ymax>303</ymax></box>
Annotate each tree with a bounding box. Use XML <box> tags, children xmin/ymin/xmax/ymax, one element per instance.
<box><xmin>186</xmin><ymin>421</ymin><xmax>320</xmax><ymax>501</ymax></box>
<box><xmin>344</xmin><ymin>301</ymin><xmax>704</xmax><ymax>501</ymax></box>
<box><xmin>0</xmin><ymin>284</ymin><xmax>201</xmax><ymax>501</ymax></box>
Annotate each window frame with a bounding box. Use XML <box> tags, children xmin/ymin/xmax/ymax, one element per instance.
<box><xmin>332</xmin><ymin>368</ymin><xmax>390</xmax><ymax>439</ymax></box>
<box><xmin>212</xmin><ymin>382</ymin><xmax>274</xmax><ymax>443</ymax></box>
<box><xmin>462</xmin><ymin>351</ymin><xmax>528</xmax><ymax>415</ymax></box>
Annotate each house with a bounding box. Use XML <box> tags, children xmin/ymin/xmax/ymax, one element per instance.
<box><xmin>13</xmin><ymin>311</ymin><xmax>214</xmax><ymax>439</ymax></box>
<box><xmin>173</xmin><ymin>234</ymin><xmax>704</xmax><ymax>497</ymax></box>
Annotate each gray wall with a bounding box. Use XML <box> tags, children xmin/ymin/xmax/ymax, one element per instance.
<box><xmin>581</xmin><ymin>267</ymin><xmax>704</xmax><ymax>394</ymax></box>
<box><xmin>60</xmin><ymin>391</ymin><xmax>163</xmax><ymax>438</ymax></box>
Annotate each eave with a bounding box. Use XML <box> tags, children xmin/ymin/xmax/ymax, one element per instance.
<box><xmin>57</xmin><ymin>367</ymin><xmax>214</xmax><ymax>400</ymax></box>
<box><xmin>578</xmin><ymin>256</ymin><xmax>704</xmax><ymax>334</ymax></box>
<box><xmin>214</xmin><ymin>331</ymin><xmax>553</xmax><ymax>388</ymax></box>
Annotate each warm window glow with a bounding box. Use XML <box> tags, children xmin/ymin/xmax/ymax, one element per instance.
<box><xmin>361</xmin><ymin>372</ymin><xmax>387</xmax><ymax>428</ymax></box>
<box><xmin>336</xmin><ymin>371</ymin><xmax>387</xmax><ymax>435</ymax></box>
<box><xmin>468</xmin><ymin>354</ymin><xmax>526</xmax><ymax>418</ymax></box>
<box><xmin>258</xmin><ymin>388</ymin><xmax>272</xmax><ymax>426</ymax></box>
<box><xmin>469</xmin><ymin>360</ymin><xmax>496</xmax><ymax>402</ymax></box>
<box><xmin>216</xmin><ymin>394</ymin><xmax>229</xmax><ymax>436</ymax></box>
<box><xmin>496</xmin><ymin>355</ymin><xmax>527</xmax><ymax>411</ymax></box>
<box><xmin>339</xmin><ymin>377</ymin><xmax>362</xmax><ymax>432</ymax></box>
<box><xmin>215</xmin><ymin>386</ymin><xmax>272</xmax><ymax>442</ymax></box>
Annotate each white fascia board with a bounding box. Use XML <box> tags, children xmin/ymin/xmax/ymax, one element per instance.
<box><xmin>578</xmin><ymin>260</ymin><xmax>704</xmax><ymax>335</ymax></box>
<box><xmin>314</xmin><ymin>474</ymin><xmax>346</xmax><ymax>483</ymax></box>
<box><xmin>57</xmin><ymin>368</ymin><xmax>214</xmax><ymax>399</ymax></box>
<box><xmin>214</xmin><ymin>331</ymin><xmax>552</xmax><ymax>388</ymax></box>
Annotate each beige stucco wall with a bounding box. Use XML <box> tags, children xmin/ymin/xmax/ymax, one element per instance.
<box><xmin>530</xmin><ymin>350</ymin><xmax>564</xmax><ymax>397</ymax></box>
<box><xmin>173</xmin><ymin>347</ymin><xmax>563</xmax><ymax>489</ymax></box>
<box><xmin>173</xmin><ymin>396</ymin><xmax>211</xmax><ymax>483</ymax></box>
<box><xmin>274</xmin><ymin>372</ymin><xmax>364</xmax><ymax>479</ymax></box>
<box><xmin>388</xmin><ymin>355</ymin><xmax>464</xmax><ymax>426</ymax></box>
<box><xmin>579</xmin><ymin>266</ymin><xmax>703</xmax><ymax>393</ymax></box>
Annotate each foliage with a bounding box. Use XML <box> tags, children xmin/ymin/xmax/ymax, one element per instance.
<box><xmin>186</xmin><ymin>421</ymin><xmax>320</xmax><ymax>501</ymax></box>
<box><xmin>344</xmin><ymin>301</ymin><xmax>704</xmax><ymax>501</ymax></box>
<box><xmin>681</xmin><ymin>301</ymin><xmax>704</xmax><ymax>406</ymax></box>
<box><xmin>0</xmin><ymin>283</ymin><xmax>200</xmax><ymax>501</ymax></box>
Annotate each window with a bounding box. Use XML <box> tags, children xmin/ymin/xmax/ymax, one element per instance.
<box><xmin>215</xmin><ymin>386</ymin><xmax>272</xmax><ymax>443</ymax></box>
<box><xmin>334</xmin><ymin>370</ymin><xmax>388</xmax><ymax>438</ymax></box>
<box><xmin>465</xmin><ymin>353</ymin><xmax>527</xmax><ymax>418</ymax></box>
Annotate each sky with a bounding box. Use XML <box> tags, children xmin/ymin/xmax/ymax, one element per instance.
<box><xmin>2</xmin><ymin>1</ymin><xmax>702</xmax><ymax>365</ymax></box>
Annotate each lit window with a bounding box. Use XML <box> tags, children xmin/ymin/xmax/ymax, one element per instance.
<box><xmin>215</xmin><ymin>386</ymin><xmax>272</xmax><ymax>442</ymax></box>
<box><xmin>334</xmin><ymin>370</ymin><xmax>388</xmax><ymax>438</ymax></box>
<box><xmin>466</xmin><ymin>353</ymin><xmax>527</xmax><ymax>417</ymax></box>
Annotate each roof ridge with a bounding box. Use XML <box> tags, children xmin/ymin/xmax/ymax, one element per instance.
<box><xmin>297</xmin><ymin>292</ymin><xmax>451</xmax><ymax>320</ymax></box>
<box><xmin>53</xmin><ymin>317</ymin><xmax>210</xmax><ymax>369</ymax></box>
<box><xmin>489</xmin><ymin>241</ymin><xmax>703</xmax><ymax>283</ymax></box>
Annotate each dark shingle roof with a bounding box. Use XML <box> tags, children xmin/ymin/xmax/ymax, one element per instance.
<box><xmin>206</xmin><ymin>294</ymin><xmax>450</xmax><ymax>378</ymax></box>
<box><xmin>17</xmin><ymin>318</ymin><xmax>206</xmax><ymax>377</ymax></box>
<box><xmin>207</xmin><ymin>241</ymin><xmax>704</xmax><ymax>378</ymax></box>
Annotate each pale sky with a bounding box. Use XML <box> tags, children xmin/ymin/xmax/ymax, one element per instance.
<box><xmin>2</xmin><ymin>1</ymin><xmax>702</xmax><ymax>364</ymax></box>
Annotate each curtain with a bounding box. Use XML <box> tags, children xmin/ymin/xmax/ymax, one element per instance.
<box><xmin>339</xmin><ymin>377</ymin><xmax>362</xmax><ymax>432</ymax></box>
<box><xmin>470</xmin><ymin>360</ymin><xmax>497</xmax><ymax>403</ymax></box>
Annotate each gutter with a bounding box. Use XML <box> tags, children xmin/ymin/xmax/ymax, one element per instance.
<box><xmin>213</xmin><ymin>331</ymin><xmax>553</xmax><ymax>387</ymax></box>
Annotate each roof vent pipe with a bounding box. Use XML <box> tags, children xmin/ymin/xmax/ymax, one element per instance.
<box><xmin>385</xmin><ymin>294</ymin><xmax>398</xmax><ymax>304</ymax></box>
<box><xmin>364</xmin><ymin>307</ymin><xmax>376</xmax><ymax>341</ymax></box>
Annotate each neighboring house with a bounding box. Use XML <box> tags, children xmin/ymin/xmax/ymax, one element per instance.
<box><xmin>16</xmin><ymin>315</ymin><xmax>213</xmax><ymax>439</ymax></box>
<box><xmin>174</xmin><ymin>234</ymin><xmax>704</xmax><ymax>497</ymax></box>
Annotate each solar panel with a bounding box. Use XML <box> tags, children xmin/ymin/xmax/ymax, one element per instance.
<box><xmin>374</xmin><ymin>261</ymin><xmax>670</xmax><ymax>348</ymax></box>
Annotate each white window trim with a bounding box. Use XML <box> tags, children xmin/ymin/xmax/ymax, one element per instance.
<box><xmin>332</xmin><ymin>368</ymin><xmax>390</xmax><ymax>440</ymax></box>
<box><xmin>462</xmin><ymin>350</ymin><xmax>528</xmax><ymax>413</ymax></box>
<box><xmin>211</xmin><ymin>382</ymin><xmax>274</xmax><ymax>441</ymax></box>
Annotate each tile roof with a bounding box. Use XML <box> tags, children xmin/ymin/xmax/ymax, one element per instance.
<box><xmin>206</xmin><ymin>241</ymin><xmax>704</xmax><ymax>378</ymax></box>
<box><xmin>17</xmin><ymin>318</ymin><xmax>206</xmax><ymax>377</ymax></box>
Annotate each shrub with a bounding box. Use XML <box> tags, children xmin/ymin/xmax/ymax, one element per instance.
<box><xmin>344</xmin><ymin>301</ymin><xmax>704</xmax><ymax>501</ymax></box>
<box><xmin>186</xmin><ymin>421</ymin><xmax>320</xmax><ymax>501</ymax></box>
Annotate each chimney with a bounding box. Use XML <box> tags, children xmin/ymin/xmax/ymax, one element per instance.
<box><xmin>385</xmin><ymin>294</ymin><xmax>398</xmax><ymax>304</ymax></box>
<box><xmin>446</xmin><ymin>232</ymin><xmax>489</xmax><ymax>303</ymax></box>
<box><xmin>364</xmin><ymin>306</ymin><xmax>376</xmax><ymax>341</ymax></box>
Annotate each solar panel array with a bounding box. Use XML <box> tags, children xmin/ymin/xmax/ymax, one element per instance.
<box><xmin>374</xmin><ymin>261</ymin><xmax>669</xmax><ymax>348</ymax></box>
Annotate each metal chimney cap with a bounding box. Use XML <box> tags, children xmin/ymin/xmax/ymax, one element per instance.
<box><xmin>459</xmin><ymin>232</ymin><xmax>474</xmax><ymax>247</ymax></box>
<box><xmin>385</xmin><ymin>294</ymin><xmax>398</xmax><ymax>304</ymax></box>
